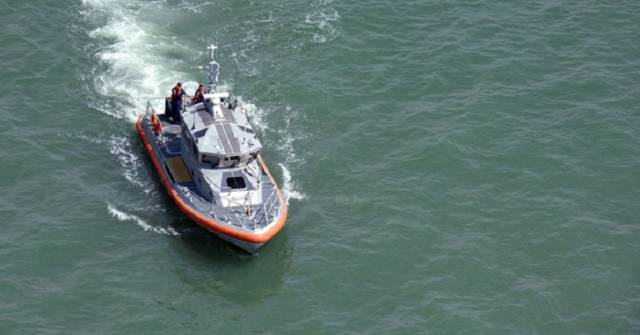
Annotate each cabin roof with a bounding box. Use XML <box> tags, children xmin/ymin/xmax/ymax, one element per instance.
<box><xmin>181</xmin><ymin>97</ymin><xmax>261</xmax><ymax>156</ymax></box>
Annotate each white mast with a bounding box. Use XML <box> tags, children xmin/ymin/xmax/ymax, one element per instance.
<box><xmin>206</xmin><ymin>44</ymin><xmax>220</xmax><ymax>93</ymax></box>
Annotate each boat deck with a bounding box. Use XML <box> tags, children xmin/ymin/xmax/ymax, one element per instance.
<box><xmin>157</xmin><ymin>114</ymin><xmax>182</xmax><ymax>158</ymax></box>
<box><xmin>147</xmin><ymin>114</ymin><xmax>279</xmax><ymax>230</ymax></box>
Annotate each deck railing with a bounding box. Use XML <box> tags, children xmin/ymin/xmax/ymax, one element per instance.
<box><xmin>254</xmin><ymin>188</ymin><xmax>279</xmax><ymax>228</ymax></box>
<box><xmin>201</xmin><ymin>174</ymin><xmax>279</xmax><ymax>231</ymax></box>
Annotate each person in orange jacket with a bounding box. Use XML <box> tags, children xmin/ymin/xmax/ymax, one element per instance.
<box><xmin>170</xmin><ymin>82</ymin><xmax>187</xmax><ymax>120</ymax></box>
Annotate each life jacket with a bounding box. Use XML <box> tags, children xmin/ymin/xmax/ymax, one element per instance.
<box><xmin>151</xmin><ymin>112</ymin><xmax>162</xmax><ymax>133</ymax></box>
<box><xmin>193</xmin><ymin>88</ymin><xmax>205</xmax><ymax>103</ymax></box>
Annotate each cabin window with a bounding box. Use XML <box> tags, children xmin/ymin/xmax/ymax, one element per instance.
<box><xmin>202</xmin><ymin>154</ymin><xmax>219</xmax><ymax>166</ymax></box>
<box><xmin>239</xmin><ymin>126</ymin><xmax>255</xmax><ymax>134</ymax></box>
<box><xmin>226</xmin><ymin>177</ymin><xmax>246</xmax><ymax>189</ymax></box>
<box><xmin>223</xmin><ymin>155</ymin><xmax>241</xmax><ymax>167</ymax></box>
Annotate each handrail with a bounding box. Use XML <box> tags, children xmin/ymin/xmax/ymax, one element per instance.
<box><xmin>254</xmin><ymin>188</ymin><xmax>278</xmax><ymax>228</ymax></box>
<box><xmin>201</xmin><ymin>174</ymin><xmax>256</xmax><ymax>228</ymax></box>
<box><xmin>201</xmin><ymin>173</ymin><xmax>279</xmax><ymax>230</ymax></box>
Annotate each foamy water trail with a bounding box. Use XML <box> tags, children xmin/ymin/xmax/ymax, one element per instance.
<box><xmin>82</xmin><ymin>0</ymin><xmax>185</xmax><ymax>122</ymax></box>
<box><xmin>276</xmin><ymin>105</ymin><xmax>306</xmax><ymax>202</ymax></box>
<box><xmin>240</xmin><ymin>99</ymin><xmax>269</xmax><ymax>132</ymax></box>
<box><xmin>279</xmin><ymin>163</ymin><xmax>305</xmax><ymax>202</ymax></box>
<box><xmin>107</xmin><ymin>203</ymin><xmax>179</xmax><ymax>236</ymax></box>
<box><xmin>107</xmin><ymin>135</ymin><xmax>153</xmax><ymax>193</ymax></box>
<box><xmin>82</xmin><ymin>0</ymin><xmax>306</xmax><ymax>202</ymax></box>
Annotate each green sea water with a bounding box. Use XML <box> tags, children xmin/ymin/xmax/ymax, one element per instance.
<box><xmin>1</xmin><ymin>0</ymin><xmax>639</xmax><ymax>333</ymax></box>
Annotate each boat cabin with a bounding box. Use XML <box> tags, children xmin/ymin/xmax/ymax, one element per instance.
<box><xmin>180</xmin><ymin>93</ymin><xmax>262</xmax><ymax>168</ymax></box>
<box><xmin>176</xmin><ymin>91</ymin><xmax>263</xmax><ymax>203</ymax></box>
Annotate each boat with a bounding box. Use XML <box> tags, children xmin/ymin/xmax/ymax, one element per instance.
<box><xmin>135</xmin><ymin>45</ymin><xmax>288</xmax><ymax>252</ymax></box>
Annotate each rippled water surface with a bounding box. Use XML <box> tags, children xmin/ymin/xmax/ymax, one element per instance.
<box><xmin>1</xmin><ymin>0</ymin><xmax>639</xmax><ymax>333</ymax></box>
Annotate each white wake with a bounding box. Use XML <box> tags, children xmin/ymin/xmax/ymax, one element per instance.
<box><xmin>107</xmin><ymin>203</ymin><xmax>179</xmax><ymax>236</ymax></box>
<box><xmin>83</xmin><ymin>0</ymin><xmax>306</xmax><ymax>202</ymax></box>
<box><xmin>82</xmin><ymin>0</ymin><xmax>185</xmax><ymax>122</ymax></box>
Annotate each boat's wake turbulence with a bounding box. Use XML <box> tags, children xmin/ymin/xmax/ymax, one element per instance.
<box><xmin>81</xmin><ymin>0</ymin><xmax>304</xmax><ymax>233</ymax></box>
<box><xmin>108</xmin><ymin>203</ymin><xmax>179</xmax><ymax>236</ymax></box>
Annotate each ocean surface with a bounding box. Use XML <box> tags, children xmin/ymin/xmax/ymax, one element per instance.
<box><xmin>1</xmin><ymin>0</ymin><xmax>639</xmax><ymax>333</ymax></box>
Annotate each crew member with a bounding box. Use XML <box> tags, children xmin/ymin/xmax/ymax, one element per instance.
<box><xmin>170</xmin><ymin>82</ymin><xmax>187</xmax><ymax>121</ymax></box>
<box><xmin>193</xmin><ymin>83</ymin><xmax>213</xmax><ymax>114</ymax></box>
<box><xmin>192</xmin><ymin>84</ymin><xmax>206</xmax><ymax>104</ymax></box>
